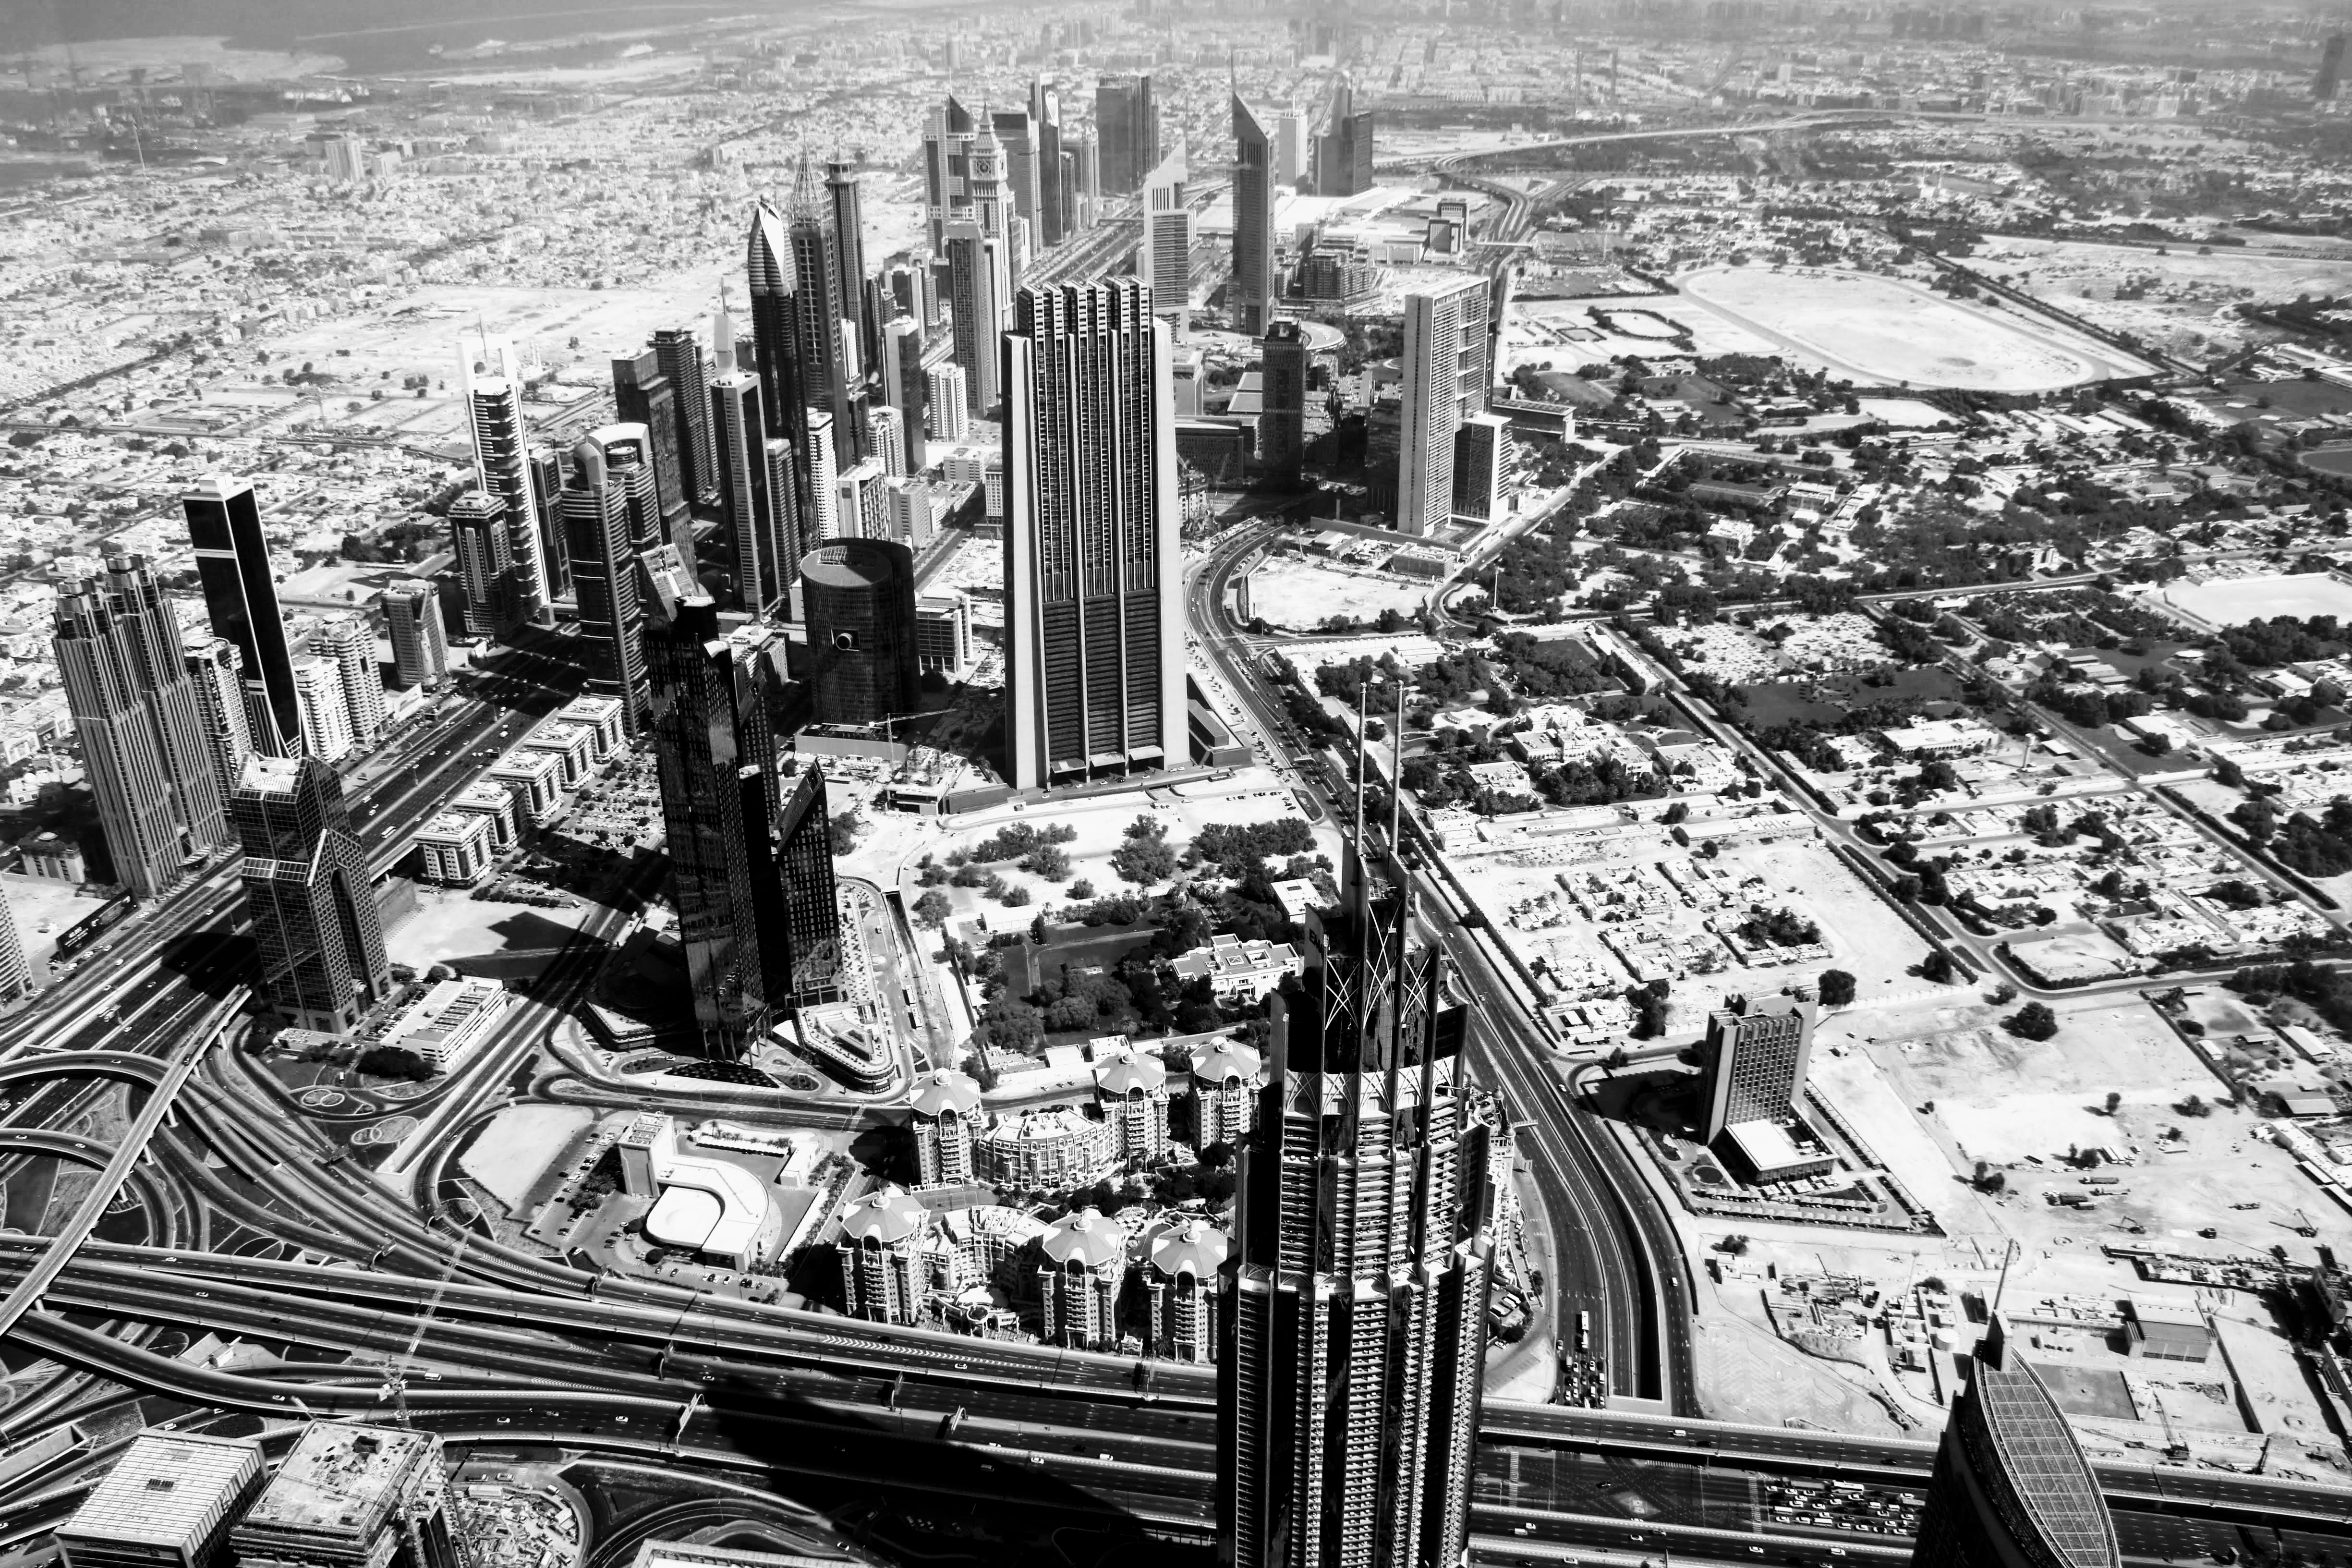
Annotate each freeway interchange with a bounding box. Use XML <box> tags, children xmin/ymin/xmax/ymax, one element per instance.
<box><xmin>0</xmin><ymin>538</ymin><xmax>2339</xmax><ymax>1568</ymax></box>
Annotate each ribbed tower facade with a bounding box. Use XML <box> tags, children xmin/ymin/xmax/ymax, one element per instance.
<box><xmin>1001</xmin><ymin>278</ymin><xmax>1185</xmax><ymax>790</ymax></box>
<box><xmin>457</xmin><ymin>340</ymin><xmax>551</xmax><ymax>626</ymax></box>
<box><xmin>53</xmin><ymin>563</ymin><xmax>226</xmax><ymax>899</ymax></box>
<box><xmin>825</xmin><ymin>159</ymin><xmax>874</xmax><ymax>379</ymax></box>
<box><xmin>184</xmin><ymin>635</ymin><xmax>254</xmax><ymax>803</ymax></box>
<box><xmin>100</xmin><ymin>548</ymin><xmax>233</xmax><ymax>852</ymax></box>
<box><xmin>789</xmin><ymin>156</ymin><xmax>857</xmax><ymax>468</ymax></box>
<box><xmin>1216</xmin><ymin>822</ymin><xmax>1502</xmax><ymax>1568</ymax></box>
<box><xmin>707</xmin><ymin>312</ymin><xmax>790</xmax><ymax>620</ymax></box>
<box><xmin>653</xmin><ymin>326</ymin><xmax>718</xmax><ymax>509</ymax></box>
<box><xmin>561</xmin><ymin>424</ymin><xmax>662</xmax><ymax>736</ymax></box>
<box><xmin>447</xmin><ymin>491</ymin><xmax>517</xmax><ymax>638</ymax></box>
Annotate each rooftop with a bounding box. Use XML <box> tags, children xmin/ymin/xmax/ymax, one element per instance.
<box><xmin>57</xmin><ymin>1431</ymin><xmax>261</xmax><ymax>1554</ymax></box>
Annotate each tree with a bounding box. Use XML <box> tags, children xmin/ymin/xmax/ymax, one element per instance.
<box><xmin>911</xmin><ymin>889</ymin><xmax>951</xmax><ymax>927</ymax></box>
<box><xmin>2005</xmin><ymin>1002</ymin><xmax>2059</xmax><ymax>1041</ymax></box>
<box><xmin>2176</xmin><ymin>1092</ymin><xmax>2212</xmax><ymax>1118</ymax></box>
<box><xmin>1816</xmin><ymin>969</ymin><xmax>1857</xmax><ymax>1007</ymax></box>
<box><xmin>1023</xmin><ymin>843</ymin><xmax>1073</xmax><ymax>881</ymax></box>
<box><xmin>828</xmin><ymin>808</ymin><xmax>864</xmax><ymax>856</ymax></box>
<box><xmin>356</xmin><ymin>1045</ymin><xmax>433</xmax><ymax>1082</ymax></box>
<box><xmin>2104</xmin><ymin>1090</ymin><xmax>2122</xmax><ymax>1115</ymax></box>
<box><xmin>1920</xmin><ymin>949</ymin><xmax>1956</xmax><ymax>985</ymax></box>
<box><xmin>1112</xmin><ymin>815</ymin><xmax>1178</xmax><ymax>885</ymax></box>
<box><xmin>1067</xmin><ymin>878</ymin><xmax>1095</xmax><ymax>899</ymax></box>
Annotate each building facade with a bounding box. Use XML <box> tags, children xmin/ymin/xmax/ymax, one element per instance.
<box><xmin>836</xmin><ymin>1185</ymin><xmax>928</xmax><ymax>1326</ymax></box>
<box><xmin>381</xmin><ymin>579</ymin><xmax>449</xmax><ymax>691</ymax></box>
<box><xmin>233</xmin><ymin>755</ymin><xmax>390</xmax><ymax>1036</ymax></box>
<box><xmin>457</xmin><ymin>340</ymin><xmax>553</xmax><ymax>625</ymax></box>
<box><xmin>909</xmin><ymin>1069</ymin><xmax>987</xmax><ymax>1189</ymax></box>
<box><xmin>1216</xmin><ymin>828</ymin><xmax>1501</xmax><ymax>1568</ymax></box>
<box><xmin>185</xmin><ymin>476</ymin><xmax>303</xmax><ymax>756</ymax></box>
<box><xmin>1038</xmin><ymin>1208</ymin><xmax>1124</xmax><ymax>1351</ymax></box>
<box><xmin>1698</xmin><ymin>992</ymin><xmax>1816</xmax><ymax>1142</ymax></box>
<box><xmin>1093</xmin><ymin>1048</ymin><xmax>1171</xmax><ymax>1166</ymax></box>
<box><xmin>1259</xmin><ymin>322</ymin><xmax>1309</xmax><ymax>485</ymax></box>
<box><xmin>560</xmin><ymin>424</ymin><xmax>663</xmax><ymax>735</ymax></box>
<box><xmin>1141</xmin><ymin>1216</ymin><xmax>1227</xmax><ymax>1364</ymax></box>
<box><xmin>801</xmin><ymin>539</ymin><xmax>921</xmax><ymax>729</ymax></box>
<box><xmin>1001</xmin><ymin>279</ymin><xmax>1185</xmax><ymax>790</ymax></box>
<box><xmin>1229</xmin><ymin>95</ymin><xmax>1277</xmax><ymax>336</ymax></box>
<box><xmin>1189</xmin><ymin>1037</ymin><xmax>1265</xmax><ymax>1151</ymax></box>
<box><xmin>1397</xmin><ymin>274</ymin><xmax>1493</xmax><ymax>536</ymax></box>
<box><xmin>1144</xmin><ymin>143</ymin><xmax>1192</xmax><ymax>340</ymax></box>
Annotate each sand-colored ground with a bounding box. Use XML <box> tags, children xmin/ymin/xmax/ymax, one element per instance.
<box><xmin>386</xmin><ymin>883</ymin><xmax>595</xmax><ymax>972</ymax></box>
<box><xmin>1245</xmin><ymin>556</ymin><xmax>1432</xmax><ymax>632</ymax></box>
<box><xmin>2156</xmin><ymin>571</ymin><xmax>2352</xmax><ymax>630</ymax></box>
<box><xmin>457</xmin><ymin>1104</ymin><xmax>594</xmax><ymax>1211</ymax></box>
<box><xmin>1681</xmin><ymin>267</ymin><xmax>2148</xmax><ymax>391</ymax></box>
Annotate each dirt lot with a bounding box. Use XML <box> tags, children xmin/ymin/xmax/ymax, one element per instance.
<box><xmin>1246</xmin><ymin>555</ymin><xmax>1432</xmax><ymax>632</ymax></box>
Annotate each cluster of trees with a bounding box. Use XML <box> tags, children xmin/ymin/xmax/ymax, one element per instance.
<box><xmin>2228</xmin><ymin>960</ymin><xmax>2352</xmax><ymax>1033</ymax></box>
<box><xmin>2005</xmin><ymin>1001</ymin><xmax>2060</xmax><ymax>1041</ymax></box>
<box><xmin>1191</xmin><ymin>818</ymin><xmax>1316</xmax><ymax>879</ymax></box>
<box><xmin>1625</xmin><ymin>977</ymin><xmax>1671</xmax><ymax>1038</ymax></box>
<box><xmin>356</xmin><ymin>1045</ymin><xmax>434</xmax><ymax>1082</ymax></box>
<box><xmin>2209</xmin><ymin>614</ymin><xmax>2352</xmax><ymax>671</ymax></box>
<box><xmin>1111</xmin><ymin>815</ymin><xmax>1179</xmax><ymax>885</ymax></box>
<box><xmin>1736</xmin><ymin>908</ymin><xmax>1820</xmax><ymax>948</ymax></box>
<box><xmin>1485</xmin><ymin>632</ymin><xmax>1616</xmax><ymax>700</ymax></box>
<box><xmin>2231</xmin><ymin>795</ymin><xmax>2352</xmax><ymax>877</ymax></box>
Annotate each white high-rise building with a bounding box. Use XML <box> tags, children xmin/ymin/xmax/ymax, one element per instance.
<box><xmin>185</xmin><ymin>635</ymin><xmax>254</xmax><ymax>803</ymax></box>
<box><xmin>291</xmin><ymin>656</ymin><xmax>355</xmax><ymax>763</ymax></box>
<box><xmin>1397</xmin><ymin>273</ymin><xmax>1493</xmax><ymax>537</ymax></box>
<box><xmin>1144</xmin><ymin>142</ymin><xmax>1193</xmax><ymax>341</ymax></box>
<box><xmin>866</xmin><ymin>405</ymin><xmax>907</xmax><ymax>479</ymax></box>
<box><xmin>316</xmin><ymin>614</ymin><xmax>384</xmax><ymax>746</ymax></box>
<box><xmin>803</xmin><ymin>413</ymin><xmax>840</xmax><ymax>543</ymax></box>
<box><xmin>926</xmin><ymin>365</ymin><xmax>970</xmax><ymax>441</ymax></box>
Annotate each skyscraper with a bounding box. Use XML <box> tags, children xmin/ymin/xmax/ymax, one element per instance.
<box><xmin>1909</xmin><ymin>1316</ymin><xmax>2119</xmax><ymax>1568</ymax></box>
<box><xmin>1316</xmin><ymin>81</ymin><xmax>1376</xmax><ymax>198</ymax></box>
<box><xmin>867</xmin><ymin>406</ymin><xmax>906</xmax><ymax>480</ymax></box>
<box><xmin>802</xmin><ymin>539</ymin><xmax>921</xmax><ymax>729</ymax></box>
<box><xmin>1275</xmin><ymin>107</ymin><xmax>1309</xmax><ymax>188</ymax></box>
<box><xmin>1144</xmin><ymin>142</ymin><xmax>1192</xmax><ymax>340</ymax></box>
<box><xmin>643</xmin><ymin>587</ymin><xmax>842</xmax><ymax>1057</ymax></box>
<box><xmin>927</xmin><ymin>365</ymin><xmax>970</xmax><ymax>442</ymax></box>
<box><xmin>382</xmin><ymin>579</ymin><xmax>449</xmax><ymax>691</ymax></box>
<box><xmin>1397</xmin><ymin>273</ymin><xmax>1492</xmax><ymax>536</ymax></box>
<box><xmin>824</xmin><ymin>158</ymin><xmax>876</xmax><ymax>378</ymax></box>
<box><xmin>291</xmin><ymin>656</ymin><xmax>354</xmax><ymax>763</ymax></box>
<box><xmin>1217</xmin><ymin>812</ymin><xmax>1501</xmax><ymax>1568</ymax></box>
<box><xmin>990</xmin><ymin>104</ymin><xmax>1042</xmax><ymax>255</ymax></box>
<box><xmin>233</xmin><ymin>754</ymin><xmax>390</xmax><ymax>1036</ymax></box>
<box><xmin>446</xmin><ymin>492</ymin><xmax>518</xmax><ymax>639</ymax></box>
<box><xmin>790</xmin><ymin>156</ymin><xmax>858</xmax><ymax>469</ymax></box>
<box><xmin>2321</xmin><ymin>33</ymin><xmax>2347</xmax><ymax>99</ymax></box>
<box><xmin>946</xmin><ymin>219</ymin><xmax>1008</xmax><ymax>418</ymax></box>
<box><xmin>185</xmin><ymin>636</ymin><xmax>254</xmax><ymax>803</ymax></box>
<box><xmin>653</xmin><ymin>326</ymin><xmax>718</xmax><ymax>509</ymax></box>
<box><xmin>921</xmin><ymin>95</ymin><xmax>978</xmax><ymax>251</ymax></box>
<box><xmin>1452</xmin><ymin>411</ymin><xmax>1516</xmax><ymax>523</ymax></box>
<box><xmin>54</xmin><ymin>555</ymin><xmax>234</xmax><ymax>899</ymax></box>
<box><xmin>1095</xmin><ymin>73</ymin><xmax>1158</xmax><ymax>196</ymax></box>
<box><xmin>880</xmin><ymin>316</ymin><xmax>928</xmax><ymax>474</ymax></box>
<box><xmin>457</xmin><ymin>341</ymin><xmax>551</xmax><ymax>626</ymax></box>
<box><xmin>1230</xmin><ymin>94</ymin><xmax>1277</xmax><ymax>336</ymax></box>
<box><xmin>1002</xmin><ymin>279</ymin><xmax>1185</xmax><ymax>790</ymax></box>
<box><xmin>804</xmin><ymin>413</ymin><xmax>841</xmax><ymax>545</ymax></box>
<box><xmin>611</xmin><ymin>348</ymin><xmax>688</xmax><ymax>528</ymax></box>
<box><xmin>1259</xmin><ymin>321</ymin><xmax>1309</xmax><ymax>485</ymax></box>
<box><xmin>316</xmin><ymin>613</ymin><xmax>384</xmax><ymax>747</ymax></box>
<box><xmin>707</xmin><ymin>312</ymin><xmax>790</xmax><ymax>619</ymax></box>
<box><xmin>562</xmin><ymin>424</ymin><xmax>663</xmax><ymax>735</ymax></box>
<box><xmin>185</xmin><ymin>476</ymin><xmax>302</xmax><ymax>757</ymax></box>
<box><xmin>1697</xmin><ymin>992</ymin><xmax>1815</xmax><ymax>1143</ymax></box>
<box><xmin>526</xmin><ymin>444</ymin><xmax>570</xmax><ymax>601</ymax></box>
<box><xmin>1031</xmin><ymin>79</ymin><xmax>1065</xmax><ymax>246</ymax></box>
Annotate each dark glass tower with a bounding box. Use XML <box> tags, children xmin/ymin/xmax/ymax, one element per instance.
<box><xmin>611</xmin><ymin>349</ymin><xmax>687</xmax><ymax>526</ymax></box>
<box><xmin>653</xmin><ymin>326</ymin><xmax>718</xmax><ymax>509</ymax></box>
<box><xmin>1217</xmin><ymin>813</ymin><xmax>1502</xmax><ymax>1568</ymax></box>
<box><xmin>447</xmin><ymin>492</ymin><xmax>518</xmax><ymax>638</ymax></box>
<box><xmin>1231</xmin><ymin>93</ymin><xmax>1277</xmax><ymax>336</ymax></box>
<box><xmin>801</xmin><ymin>539</ymin><xmax>920</xmax><ymax>728</ymax></box>
<box><xmin>1001</xmin><ymin>279</ymin><xmax>1185</xmax><ymax>789</ymax></box>
<box><xmin>644</xmin><ymin>589</ymin><xmax>843</xmax><ymax>1058</ymax></box>
<box><xmin>1260</xmin><ymin>321</ymin><xmax>1309</xmax><ymax>485</ymax></box>
<box><xmin>184</xmin><ymin>476</ymin><xmax>301</xmax><ymax>757</ymax></box>
<box><xmin>1910</xmin><ymin>1316</ymin><xmax>2120</xmax><ymax>1568</ymax></box>
<box><xmin>233</xmin><ymin>754</ymin><xmax>390</xmax><ymax>1036</ymax></box>
<box><xmin>560</xmin><ymin>424</ymin><xmax>662</xmax><ymax>736</ymax></box>
<box><xmin>825</xmin><ymin>158</ymin><xmax>874</xmax><ymax>379</ymax></box>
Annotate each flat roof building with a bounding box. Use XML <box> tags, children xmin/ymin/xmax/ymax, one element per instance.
<box><xmin>229</xmin><ymin>1422</ymin><xmax>455</xmax><ymax>1568</ymax></box>
<box><xmin>56</xmin><ymin>1431</ymin><xmax>264</xmax><ymax>1568</ymax></box>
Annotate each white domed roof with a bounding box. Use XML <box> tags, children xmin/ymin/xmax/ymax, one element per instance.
<box><xmin>1039</xmin><ymin>1206</ymin><xmax>1126</xmax><ymax>1269</ymax></box>
<box><xmin>1189</xmin><ymin>1037</ymin><xmax>1263</xmax><ymax>1085</ymax></box>
<box><xmin>909</xmin><ymin>1068</ymin><xmax>983</xmax><ymax>1117</ymax></box>
<box><xmin>1094</xmin><ymin>1049</ymin><xmax>1167</xmax><ymax>1096</ymax></box>
<box><xmin>1149</xmin><ymin>1216</ymin><xmax>1229</xmax><ymax>1279</ymax></box>
<box><xmin>837</xmin><ymin>1184</ymin><xmax>926</xmax><ymax>1245</ymax></box>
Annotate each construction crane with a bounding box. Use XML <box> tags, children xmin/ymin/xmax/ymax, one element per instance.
<box><xmin>380</xmin><ymin>1235</ymin><xmax>468</xmax><ymax>1426</ymax></box>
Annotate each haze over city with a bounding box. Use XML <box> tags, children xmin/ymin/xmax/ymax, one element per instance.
<box><xmin>1</xmin><ymin>0</ymin><xmax>2352</xmax><ymax>1566</ymax></box>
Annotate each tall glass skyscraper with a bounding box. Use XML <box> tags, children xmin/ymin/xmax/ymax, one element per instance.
<box><xmin>789</xmin><ymin>155</ymin><xmax>858</xmax><ymax>469</ymax></box>
<box><xmin>560</xmin><ymin>424</ymin><xmax>662</xmax><ymax>736</ymax></box>
<box><xmin>184</xmin><ymin>475</ymin><xmax>302</xmax><ymax>757</ymax></box>
<box><xmin>801</xmin><ymin>538</ymin><xmax>920</xmax><ymax>729</ymax></box>
<box><xmin>1909</xmin><ymin>1316</ymin><xmax>2119</xmax><ymax>1568</ymax></box>
<box><xmin>1230</xmin><ymin>93</ymin><xmax>1277</xmax><ymax>336</ymax></box>
<box><xmin>652</xmin><ymin>325</ymin><xmax>719</xmax><ymax>510</ymax></box>
<box><xmin>643</xmin><ymin>586</ymin><xmax>843</xmax><ymax>1059</ymax></box>
<box><xmin>447</xmin><ymin>491</ymin><xmax>518</xmax><ymax>639</ymax></box>
<box><xmin>1217</xmin><ymin>815</ymin><xmax>1504</xmax><ymax>1568</ymax></box>
<box><xmin>233</xmin><ymin>754</ymin><xmax>389</xmax><ymax>1036</ymax></box>
<box><xmin>706</xmin><ymin>311</ymin><xmax>791</xmax><ymax>620</ymax></box>
<box><xmin>1001</xmin><ymin>279</ymin><xmax>1185</xmax><ymax>790</ymax></box>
